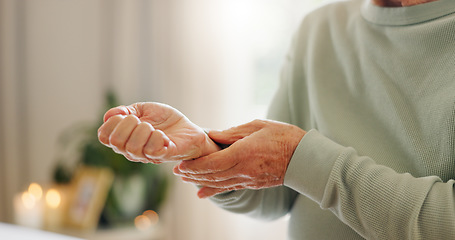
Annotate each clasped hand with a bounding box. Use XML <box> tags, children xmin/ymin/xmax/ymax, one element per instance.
<box><xmin>98</xmin><ymin>102</ymin><xmax>220</xmax><ymax>163</ymax></box>
<box><xmin>98</xmin><ymin>102</ymin><xmax>305</xmax><ymax>198</ymax></box>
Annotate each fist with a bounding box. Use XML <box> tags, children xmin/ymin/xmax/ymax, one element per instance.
<box><xmin>97</xmin><ymin>102</ymin><xmax>220</xmax><ymax>164</ymax></box>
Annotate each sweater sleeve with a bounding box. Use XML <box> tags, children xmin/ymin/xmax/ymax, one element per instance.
<box><xmin>285</xmin><ymin>129</ymin><xmax>455</xmax><ymax>239</ymax></box>
<box><xmin>207</xmin><ymin>32</ymin><xmax>302</xmax><ymax>220</ymax></box>
<box><xmin>208</xmin><ymin>187</ymin><xmax>298</xmax><ymax>221</ymax></box>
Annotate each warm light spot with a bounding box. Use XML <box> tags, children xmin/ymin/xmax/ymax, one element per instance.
<box><xmin>134</xmin><ymin>215</ymin><xmax>152</xmax><ymax>231</ymax></box>
<box><xmin>143</xmin><ymin>210</ymin><xmax>159</xmax><ymax>225</ymax></box>
<box><xmin>46</xmin><ymin>189</ymin><xmax>61</xmax><ymax>209</ymax></box>
<box><xmin>28</xmin><ymin>183</ymin><xmax>43</xmax><ymax>200</ymax></box>
<box><xmin>21</xmin><ymin>192</ymin><xmax>36</xmax><ymax>209</ymax></box>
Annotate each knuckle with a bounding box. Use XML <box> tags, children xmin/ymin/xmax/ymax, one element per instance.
<box><xmin>252</xmin><ymin>119</ymin><xmax>265</xmax><ymax>126</ymax></box>
<box><xmin>251</xmin><ymin>119</ymin><xmax>261</xmax><ymax>124</ymax></box>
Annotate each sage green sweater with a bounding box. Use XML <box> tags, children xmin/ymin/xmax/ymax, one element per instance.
<box><xmin>210</xmin><ymin>0</ymin><xmax>455</xmax><ymax>239</ymax></box>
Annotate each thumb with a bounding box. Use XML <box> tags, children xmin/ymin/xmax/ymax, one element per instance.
<box><xmin>207</xmin><ymin>129</ymin><xmax>241</xmax><ymax>145</ymax></box>
<box><xmin>208</xmin><ymin>120</ymin><xmax>264</xmax><ymax>145</ymax></box>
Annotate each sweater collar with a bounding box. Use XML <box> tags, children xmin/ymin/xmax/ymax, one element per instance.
<box><xmin>361</xmin><ymin>0</ymin><xmax>455</xmax><ymax>26</ymax></box>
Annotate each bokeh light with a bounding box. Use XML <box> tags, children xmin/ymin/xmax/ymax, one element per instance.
<box><xmin>135</xmin><ymin>215</ymin><xmax>152</xmax><ymax>231</ymax></box>
<box><xmin>28</xmin><ymin>183</ymin><xmax>43</xmax><ymax>200</ymax></box>
<box><xmin>143</xmin><ymin>210</ymin><xmax>159</xmax><ymax>225</ymax></box>
<box><xmin>45</xmin><ymin>189</ymin><xmax>61</xmax><ymax>209</ymax></box>
<box><xmin>21</xmin><ymin>192</ymin><xmax>36</xmax><ymax>210</ymax></box>
<box><xmin>135</xmin><ymin>210</ymin><xmax>159</xmax><ymax>231</ymax></box>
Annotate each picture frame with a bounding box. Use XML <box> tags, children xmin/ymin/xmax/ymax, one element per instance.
<box><xmin>65</xmin><ymin>166</ymin><xmax>114</xmax><ymax>230</ymax></box>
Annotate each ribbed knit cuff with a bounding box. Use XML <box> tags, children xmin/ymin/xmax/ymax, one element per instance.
<box><xmin>284</xmin><ymin>129</ymin><xmax>346</xmax><ymax>204</ymax></box>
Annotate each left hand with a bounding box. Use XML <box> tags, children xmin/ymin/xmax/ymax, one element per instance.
<box><xmin>173</xmin><ymin>119</ymin><xmax>306</xmax><ymax>198</ymax></box>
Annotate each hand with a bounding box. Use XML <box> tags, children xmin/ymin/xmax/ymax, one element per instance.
<box><xmin>98</xmin><ymin>102</ymin><xmax>220</xmax><ymax>163</ymax></box>
<box><xmin>173</xmin><ymin>119</ymin><xmax>306</xmax><ymax>198</ymax></box>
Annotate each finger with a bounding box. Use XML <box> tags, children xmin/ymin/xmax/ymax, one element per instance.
<box><xmin>197</xmin><ymin>186</ymin><xmax>243</xmax><ymax>199</ymax></box>
<box><xmin>181</xmin><ymin>176</ymin><xmax>244</xmax><ymax>189</ymax></box>
<box><xmin>109</xmin><ymin>115</ymin><xmax>141</xmax><ymax>152</ymax></box>
<box><xmin>125</xmin><ymin>122</ymin><xmax>155</xmax><ymax>159</ymax></box>
<box><xmin>98</xmin><ymin>115</ymin><xmax>125</xmax><ymax>146</ymax></box>
<box><xmin>174</xmin><ymin>165</ymin><xmax>235</xmax><ymax>182</ymax></box>
<box><xmin>208</xmin><ymin>119</ymin><xmax>265</xmax><ymax>144</ymax></box>
<box><xmin>177</xmin><ymin>150</ymin><xmax>237</xmax><ymax>174</ymax></box>
<box><xmin>143</xmin><ymin>130</ymin><xmax>171</xmax><ymax>160</ymax></box>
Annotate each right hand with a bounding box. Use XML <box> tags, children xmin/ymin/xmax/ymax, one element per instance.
<box><xmin>97</xmin><ymin>102</ymin><xmax>220</xmax><ymax>164</ymax></box>
<box><xmin>173</xmin><ymin>119</ymin><xmax>306</xmax><ymax>198</ymax></box>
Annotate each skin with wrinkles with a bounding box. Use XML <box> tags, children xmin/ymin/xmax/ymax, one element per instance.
<box><xmin>173</xmin><ymin>119</ymin><xmax>306</xmax><ymax>198</ymax></box>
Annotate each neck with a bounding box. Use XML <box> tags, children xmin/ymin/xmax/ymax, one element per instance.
<box><xmin>372</xmin><ymin>0</ymin><xmax>438</xmax><ymax>7</ymax></box>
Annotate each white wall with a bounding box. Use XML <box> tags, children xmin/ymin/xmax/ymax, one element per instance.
<box><xmin>0</xmin><ymin>0</ymin><xmax>100</xmax><ymax>220</ymax></box>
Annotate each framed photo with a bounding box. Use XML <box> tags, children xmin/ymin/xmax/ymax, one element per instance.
<box><xmin>66</xmin><ymin>166</ymin><xmax>114</xmax><ymax>230</ymax></box>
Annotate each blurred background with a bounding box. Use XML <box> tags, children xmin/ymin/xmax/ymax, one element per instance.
<box><xmin>0</xmin><ymin>0</ymin><xmax>323</xmax><ymax>239</ymax></box>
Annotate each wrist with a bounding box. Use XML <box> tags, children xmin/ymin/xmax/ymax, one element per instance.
<box><xmin>284</xmin><ymin>126</ymin><xmax>306</xmax><ymax>172</ymax></box>
<box><xmin>201</xmin><ymin>129</ymin><xmax>222</xmax><ymax>156</ymax></box>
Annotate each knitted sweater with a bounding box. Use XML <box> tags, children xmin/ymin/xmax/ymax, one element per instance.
<box><xmin>209</xmin><ymin>0</ymin><xmax>455</xmax><ymax>239</ymax></box>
